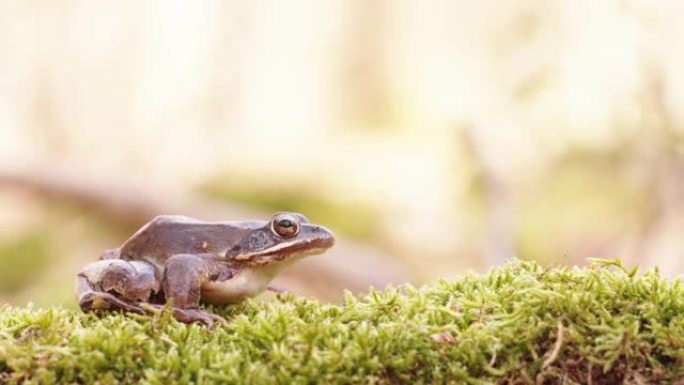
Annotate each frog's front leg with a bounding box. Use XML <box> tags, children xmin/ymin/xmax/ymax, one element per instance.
<box><xmin>76</xmin><ymin>259</ymin><xmax>160</xmax><ymax>314</ymax></box>
<box><xmin>161</xmin><ymin>254</ymin><xmax>233</xmax><ymax>326</ymax></box>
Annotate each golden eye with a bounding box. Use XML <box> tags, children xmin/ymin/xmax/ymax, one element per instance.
<box><xmin>271</xmin><ymin>213</ymin><xmax>299</xmax><ymax>238</ymax></box>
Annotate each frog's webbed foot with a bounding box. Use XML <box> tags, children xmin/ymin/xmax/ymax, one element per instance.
<box><xmin>143</xmin><ymin>304</ymin><xmax>225</xmax><ymax>327</ymax></box>
<box><xmin>172</xmin><ymin>308</ymin><xmax>225</xmax><ymax>326</ymax></box>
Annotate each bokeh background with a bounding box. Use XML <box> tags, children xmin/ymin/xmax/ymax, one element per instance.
<box><xmin>1</xmin><ymin>0</ymin><xmax>684</xmax><ymax>307</ymax></box>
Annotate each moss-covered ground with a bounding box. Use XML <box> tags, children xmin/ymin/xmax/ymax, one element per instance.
<box><xmin>1</xmin><ymin>259</ymin><xmax>683</xmax><ymax>384</ymax></box>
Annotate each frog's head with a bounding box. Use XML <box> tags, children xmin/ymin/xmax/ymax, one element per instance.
<box><xmin>227</xmin><ymin>212</ymin><xmax>335</xmax><ymax>267</ymax></box>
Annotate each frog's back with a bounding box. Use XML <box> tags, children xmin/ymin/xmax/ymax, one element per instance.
<box><xmin>119</xmin><ymin>215</ymin><xmax>254</xmax><ymax>263</ymax></box>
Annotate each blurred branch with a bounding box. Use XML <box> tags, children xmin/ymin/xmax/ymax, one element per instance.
<box><xmin>0</xmin><ymin>164</ymin><xmax>409</xmax><ymax>301</ymax></box>
<box><xmin>460</xmin><ymin>126</ymin><xmax>515</xmax><ymax>267</ymax></box>
<box><xmin>630</xmin><ymin>64</ymin><xmax>684</xmax><ymax>270</ymax></box>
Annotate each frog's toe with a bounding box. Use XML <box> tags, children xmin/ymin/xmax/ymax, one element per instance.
<box><xmin>79</xmin><ymin>291</ymin><xmax>146</xmax><ymax>315</ymax></box>
<box><xmin>140</xmin><ymin>304</ymin><xmax>225</xmax><ymax>326</ymax></box>
<box><xmin>173</xmin><ymin>308</ymin><xmax>226</xmax><ymax>327</ymax></box>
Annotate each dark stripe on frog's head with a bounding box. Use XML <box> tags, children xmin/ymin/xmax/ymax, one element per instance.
<box><xmin>225</xmin><ymin>212</ymin><xmax>334</xmax><ymax>266</ymax></box>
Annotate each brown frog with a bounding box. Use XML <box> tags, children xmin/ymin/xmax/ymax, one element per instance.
<box><xmin>76</xmin><ymin>212</ymin><xmax>335</xmax><ymax>325</ymax></box>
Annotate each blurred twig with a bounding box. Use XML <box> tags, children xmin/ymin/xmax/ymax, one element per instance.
<box><xmin>460</xmin><ymin>126</ymin><xmax>516</xmax><ymax>267</ymax></box>
<box><xmin>0</xmin><ymin>165</ymin><xmax>409</xmax><ymax>301</ymax></box>
<box><xmin>629</xmin><ymin>63</ymin><xmax>684</xmax><ymax>271</ymax></box>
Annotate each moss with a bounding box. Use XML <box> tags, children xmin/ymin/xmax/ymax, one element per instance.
<box><xmin>1</xmin><ymin>259</ymin><xmax>684</xmax><ymax>384</ymax></box>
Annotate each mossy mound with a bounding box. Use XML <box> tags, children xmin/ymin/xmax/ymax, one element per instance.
<box><xmin>1</xmin><ymin>259</ymin><xmax>683</xmax><ymax>384</ymax></box>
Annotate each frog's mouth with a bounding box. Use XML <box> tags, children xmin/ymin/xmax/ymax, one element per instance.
<box><xmin>241</xmin><ymin>236</ymin><xmax>335</xmax><ymax>266</ymax></box>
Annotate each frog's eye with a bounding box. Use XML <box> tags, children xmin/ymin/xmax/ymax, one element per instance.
<box><xmin>271</xmin><ymin>213</ymin><xmax>300</xmax><ymax>238</ymax></box>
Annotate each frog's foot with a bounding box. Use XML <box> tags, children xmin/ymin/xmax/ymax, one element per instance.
<box><xmin>173</xmin><ymin>308</ymin><xmax>225</xmax><ymax>327</ymax></box>
<box><xmin>143</xmin><ymin>304</ymin><xmax>225</xmax><ymax>327</ymax></box>
<box><xmin>78</xmin><ymin>291</ymin><xmax>146</xmax><ymax>315</ymax></box>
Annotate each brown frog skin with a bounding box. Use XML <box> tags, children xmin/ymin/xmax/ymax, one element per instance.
<box><xmin>76</xmin><ymin>212</ymin><xmax>334</xmax><ymax>325</ymax></box>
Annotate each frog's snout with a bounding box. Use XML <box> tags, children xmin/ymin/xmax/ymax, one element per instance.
<box><xmin>310</xmin><ymin>225</ymin><xmax>335</xmax><ymax>249</ymax></box>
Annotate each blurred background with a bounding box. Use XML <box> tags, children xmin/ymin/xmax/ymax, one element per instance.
<box><xmin>1</xmin><ymin>0</ymin><xmax>684</xmax><ymax>307</ymax></box>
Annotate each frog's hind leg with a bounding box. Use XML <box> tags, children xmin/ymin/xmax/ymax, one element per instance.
<box><xmin>77</xmin><ymin>275</ymin><xmax>146</xmax><ymax>314</ymax></box>
<box><xmin>76</xmin><ymin>259</ymin><xmax>160</xmax><ymax>315</ymax></box>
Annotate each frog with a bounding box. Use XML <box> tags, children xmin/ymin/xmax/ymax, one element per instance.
<box><xmin>76</xmin><ymin>212</ymin><xmax>335</xmax><ymax>326</ymax></box>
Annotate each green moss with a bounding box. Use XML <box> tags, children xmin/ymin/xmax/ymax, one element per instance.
<box><xmin>1</xmin><ymin>259</ymin><xmax>683</xmax><ymax>384</ymax></box>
